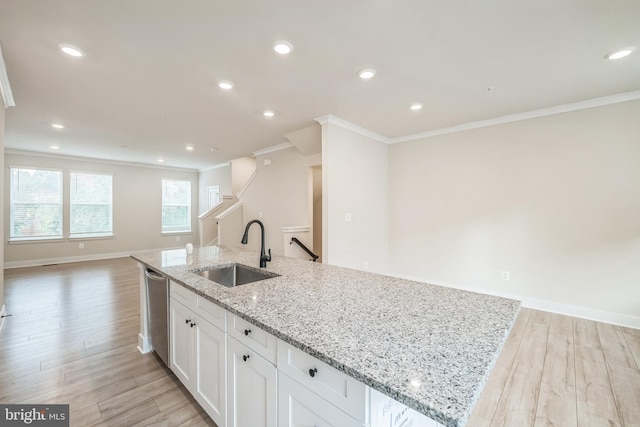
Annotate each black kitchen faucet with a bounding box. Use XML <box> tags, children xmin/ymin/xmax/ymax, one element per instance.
<box><xmin>241</xmin><ymin>219</ymin><xmax>271</xmax><ymax>268</ymax></box>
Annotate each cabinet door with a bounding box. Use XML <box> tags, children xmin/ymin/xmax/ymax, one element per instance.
<box><xmin>278</xmin><ymin>372</ymin><xmax>363</xmax><ymax>427</ymax></box>
<box><xmin>194</xmin><ymin>315</ymin><xmax>227</xmax><ymax>427</ymax></box>
<box><xmin>227</xmin><ymin>336</ymin><xmax>277</xmax><ymax>427</ymax></box>
<box><xmin>170</xmin><ymin>298</ymin><xmax>194</xmax><ymax>385</ymax></box>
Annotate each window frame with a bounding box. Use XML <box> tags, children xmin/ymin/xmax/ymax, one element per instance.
<box><xmin>161</xmin><ymin>178</ymin><xmax>192</xmax><ymax>234</ymax></box>
<box><xmin>9</xmin><ymin>165</ymin><xmax>64</xmax><ymax>242</ymax></box>
<box><xmin>69</xmin><ymin>170</ymin><xmax>114</xmax><ymax>239</ymax></box>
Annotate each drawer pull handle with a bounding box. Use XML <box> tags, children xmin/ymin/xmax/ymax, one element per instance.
<box><xmin>309</xmin><ymin>368</ymin><xmax>318</xmax><ymax>378</ymax></box>
<box><xmin>244</xmin><ymin>329</ymin><xmax>251</xmax><ymax>336</ymax></box>
<box><xmin>190</xmin><ymin>322</ymin><xmax>196</xmax><ymax>328</ymax></box>
<box><xmin>185</xmin><ymin>319</ymin><xmax>191</xmax><ymax>324</ymax></box>
<box><xmin>243</xmin><ymin>354</ymin><xmax>250</xmax><ymax>362</ymax></box>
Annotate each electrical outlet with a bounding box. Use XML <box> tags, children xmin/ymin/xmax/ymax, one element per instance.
<box><xmin>79</xmin><ymin>243</ymin><xmax>84</xmax><ymax>249</ymax></box>
<box><xmin>502</xmin><ymin>271</ymin><xmax>510</xmax><ymax>280</ymax></box>
<box><xmin>364</xmin><ymin>261</ymin><xmax>369</xmax><ymax>270</ymax></box>
<box><xmin>345</xmin><ymin>212</ymin><xmax>352</xmax><ymax>222</ymax></box>
<box><xmin>176</xmin><ymin>236</ymin><xmax>181</xmax><ymax>242</ymax></box>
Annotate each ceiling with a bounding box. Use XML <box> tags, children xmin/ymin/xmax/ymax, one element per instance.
<box><xmin>1</xmin><ymin>0</ymin><xmax>639</xmax><ymax>170</ymax></box>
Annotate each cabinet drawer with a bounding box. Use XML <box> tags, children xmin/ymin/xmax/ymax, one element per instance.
<box><xmin>195</xmin><ymin>295</ymin><xmax>226</xmax><ymax>332</ymax></box>
<box><xmin>170</xmin><ymin>281</ymin><xmax>196</xmax><ymax>309</ymax></box>
<box><xmin>277</xmin><ymin>340</ymin><xmax>366</xmax><ymax>423</ymax></box>
<box><xmin>228</xmin><ymin>314</ymin><xmax>277</xmax><ymax>364</ymax></box>
<box><xmin>278</xmin><ymin>371</ymin><xmax>363</xmax><ymax>427</ymax></box>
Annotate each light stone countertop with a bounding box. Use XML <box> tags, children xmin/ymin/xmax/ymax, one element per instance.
<box><xmin>131</xmin><ymin>245</ymin><xmax>520</xmax><ymax>427</ymax></box>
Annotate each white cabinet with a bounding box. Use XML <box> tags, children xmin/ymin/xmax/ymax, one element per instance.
<box><xmin>278</xmin><ymin>372</ymin><xmax>363</xmax><ymax>427</ymax></box>
<box><xmin>194</xmin><ymin>313</ymin><xmax>227</xmax><ymax>425</ymax></box>
<box><xmin>277</xmin><ymin>340</ymin><xmax>366</xmax><ymax>423</ymax></box>
<box><xmin>170</xmin><ymin>298</ymin><xmax>194</xmax><ymax>385</ymax></box>
<box><xmin>227</xmin><ymin>336</ymin><xmax>277</xmax><ymax>427</ymax></box>
<box><xmin>228</xmin><ymin>313</ymin><xmax>277</xmax><ymax>363</ymax></box>
<box><xmin>166</xmin><ymin>282</ymin><xmax>440</xmax><ymax>427</ymax></box>
<box><xmin>170</xmin><ymin>298</ymin><xmax>226</xmax><ymax>427</ymax></box>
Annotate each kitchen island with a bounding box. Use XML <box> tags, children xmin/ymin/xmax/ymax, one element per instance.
<box><xmin>132</xmin><ymin>245</ymin><xmax>520</xmax><ymax>427</ymax></box>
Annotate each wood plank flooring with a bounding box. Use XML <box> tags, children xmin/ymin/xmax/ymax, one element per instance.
<box><xmin>468</xmin><ymin>309</ymin><xmax>640</xmax><ymax>427</ymax></box>
<box><xmin>1</xmin><ymin>258</ymin><xmax>639</xmax><ymax>426</ymax></box>
<box><xmin>0</xmin><ymin>258</ymin><xmax>214</xmax><ymax>426</ymax></box>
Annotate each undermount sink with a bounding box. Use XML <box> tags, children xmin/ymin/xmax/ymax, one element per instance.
<box><xmin>190</xmin><ymin>263</ymin><xmax>280</xmax><ymax>288</ymax></box>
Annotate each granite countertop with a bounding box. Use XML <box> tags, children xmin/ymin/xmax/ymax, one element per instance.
<box><xmin>131</xmin><ymin>245</ymin><xmax>520</xmax><ymax>427</ymax></box>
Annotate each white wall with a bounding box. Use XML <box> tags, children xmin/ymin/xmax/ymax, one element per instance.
<box><xmin>198</xmin><ymin>163</ymin><xmax>232</xmax><ymax>215</ymax></box>
<box><xmin>388</xmin><ymin>100</ymin><xmax>640</xmax><ymax>325</ymax></box>
<box><xmin>322</xmin><ymin>122</ymin><xmax>389</xmax><ymax>274</ymax></box>
<box><xmin>4</xmin><ymin>151</ymin><xmax>199</xmax><ymax>267</ymax></box>
<box><xmin>231</xmin><ymin>157</ymin><xmax>256</xmax><ymax>195</ymax></box>
<box><xmin>0</xmin><ymin>108</ymin><xmax>4</xmax><ymax>310</ymax></box>
<box><xmin>239</xmin><ymin>147</ymin><xmax>320</xmax><ymax>256</ymax></box>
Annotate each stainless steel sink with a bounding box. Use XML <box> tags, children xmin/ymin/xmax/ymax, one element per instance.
<box><xmin>190</xmin><ymin>263</ymin><xmax>279</xmax><ymax>288</ymax></box>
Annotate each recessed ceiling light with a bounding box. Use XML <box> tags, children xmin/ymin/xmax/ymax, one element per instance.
<box><xmin>358</xmin><ymin>69</ymin><xmax>376</xmax><ymax>80</ymax></box>
<box><xmin>157</xmin><ymin>159</ymin><xmax>164</xmax><ymax>163</ymax></box>
<box><xmin>410</xmin><ymin>103</ymin><xmax>423</xmax><ymax>111</ymax></box>
<box><xmin>218</xmin><ymin>80</ymin><xmax>234</xmax><ymax>90</ymax></box>
<box><xmin>273</xmin><ymin>41</ymin><xmax>293</xmax><ymax>55</ymax></box>
<box><xmin>210</xmin><ymin>147</ymin><xmax>219</xmax><ymax>152</ymax></box>
<box><xmin>50</xmin><ymin>145</ymin><xmax>60</xmax><ymax>150</ymax></box>
<box><xmin>604</xmin><ymin>47</ymin><xmax>635</xmax><ymax>60</ymax></box>
<box><xmin>59</xmin><ymin>44</ymin><xmax>86</xmax><ymax>57</ymax></box>
<box><xmin>51</xmin><ymin>123</ymin><xmax>65</xmax><ymax>129</ymax></box>
<box><xmin>263</xmin><ymin>110</ymin><xmax>275</xmax><ymax>118</ymax></box>
<box><xmin>186</xmin><ymin>145</ymin><xmax>195</xmax><ymax>151</ymax></box>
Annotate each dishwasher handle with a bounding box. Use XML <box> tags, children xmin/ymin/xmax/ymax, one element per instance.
<box><xmin>145</xmin><ymin>268</ymin><xmax>165</xmax><ymax>280</ymax></box>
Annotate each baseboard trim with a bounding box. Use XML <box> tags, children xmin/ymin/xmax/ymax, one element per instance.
<box><xmin>521</xmin><ymin>298</ymin><xmax>640</xmax><ymax>330</ymax></box>
<box><xmin>390</xmin><ymin>273</ymin><xmax>640</xmax><ymax>330</ymax></box>
<box><xmin>3</xmin><ymin>247</ymin><xmax>183</xmax><ymax>269</ymax></box>
<box><xmin>137</xmin><ymin>333</ymin><xmax>152</xmax><ymax>354</ymax></box>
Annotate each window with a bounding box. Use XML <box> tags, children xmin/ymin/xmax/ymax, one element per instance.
<box><xmin>10</xmin><ymin>167</ymin><xmax>63</xmax><ymax>240</ymax></box>
<box><xmin>162</xmin><ymin>179</ymin><xmax>191</xmax><ymax>233</ymax></box>
<box><xmin>70</xmin><ymin>172</ymin><xmax>113</xmax><ymax>238</ymax></box>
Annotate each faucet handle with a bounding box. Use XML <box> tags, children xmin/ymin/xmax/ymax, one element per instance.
<box><xmin>265</xmin><ymin>248</ymin><xmax>272</xmax><ymax>262</ymax></box>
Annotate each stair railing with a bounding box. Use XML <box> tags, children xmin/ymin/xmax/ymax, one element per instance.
<box><xmin>290</xmin><ymin>237</ymin><xmax>319</xmax><ymax>262</ymax></box>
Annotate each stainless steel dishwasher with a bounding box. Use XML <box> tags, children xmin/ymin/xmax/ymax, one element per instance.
<box><xmin>145</xmin><ymin>267</ymin><xmax>169</xmax><ymax>366</ymax></box>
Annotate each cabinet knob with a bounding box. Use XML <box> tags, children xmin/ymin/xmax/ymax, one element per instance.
<box><xmin>190</xmin><ymin>322</ymin><xmax>196</xmax><ymax>328</ymax></box>
<box><xmin>242</xmin><ymin>354</ymin><xmax>250</xmax><ymax>362</ymax></box>
<box><xmin>309</xmin><ymin>368</ymin><xmax>318</xmax><ymax>378</ymax></box>
<box><xmin>244</xmin><ymin>329</ymin><xmax>251</xmax><ymax>336</ymax></box>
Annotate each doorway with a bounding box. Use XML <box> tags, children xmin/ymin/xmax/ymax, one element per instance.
<box><xmin>310</xmin><ymin>166</ymin><xmax>322</xmax><ymax>262</ymax></box>
<box><xmin>207</xmin><ymin>185</ymin><xmax>220</xmax><ymax>210</ymax></box>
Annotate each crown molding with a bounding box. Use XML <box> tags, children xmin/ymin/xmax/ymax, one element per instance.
<box><xmin>199</xmin><ymin>162</ymin><xmax>231</xmax><ymax>172</ymax></box>
<box><xmin>5</xmin><ymin>148</ymin><xmax>199</xmax><ymax>172</ymax></box>
<box><xmin>0</xmin><ymin>44</ymin><xmax>16</xmax><ymax>108</ymax></box>
<box><xmin>391</xmin><ymin>90</ymin><xmax>640</xmax><ymax>143</ymax></box>
<box><xmin>252</xmin><ymin>142</ymin><xmax>294</xmax><ymax>156</ymax></box>
<box><xmin>314</xmin><ymin>90</ymin><xmax>640</xmax><ymax>146</ymax></box>
<box><xmin>314</xmin><ymin>114</ymin><xmax>391</xmax><ymax>144</ymax></box>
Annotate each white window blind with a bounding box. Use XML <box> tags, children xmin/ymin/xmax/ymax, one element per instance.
<box><xmin>162</xmin><ymin>179</ymin><xmax>191</xmax><ymax>233</ymax></box>
<box><xmin>10</xmin><ymin>167</ymin><xmax>63</xmax><ymax>240</ymax></box>
<box><xmin>70</xmin><ymin>172</ymin><xmax>113</xmax><ymax>237</ymax></box>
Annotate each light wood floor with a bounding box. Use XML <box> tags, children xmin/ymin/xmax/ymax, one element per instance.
<box><xmin>1</xmin><ymin>258</ymin><xmax>639</xmax><ymax>427</ymax></box>
<box><xmin>1</xmin><ymin>258</ymin><xmax>214</xmax><ymax>426</ymax></box>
